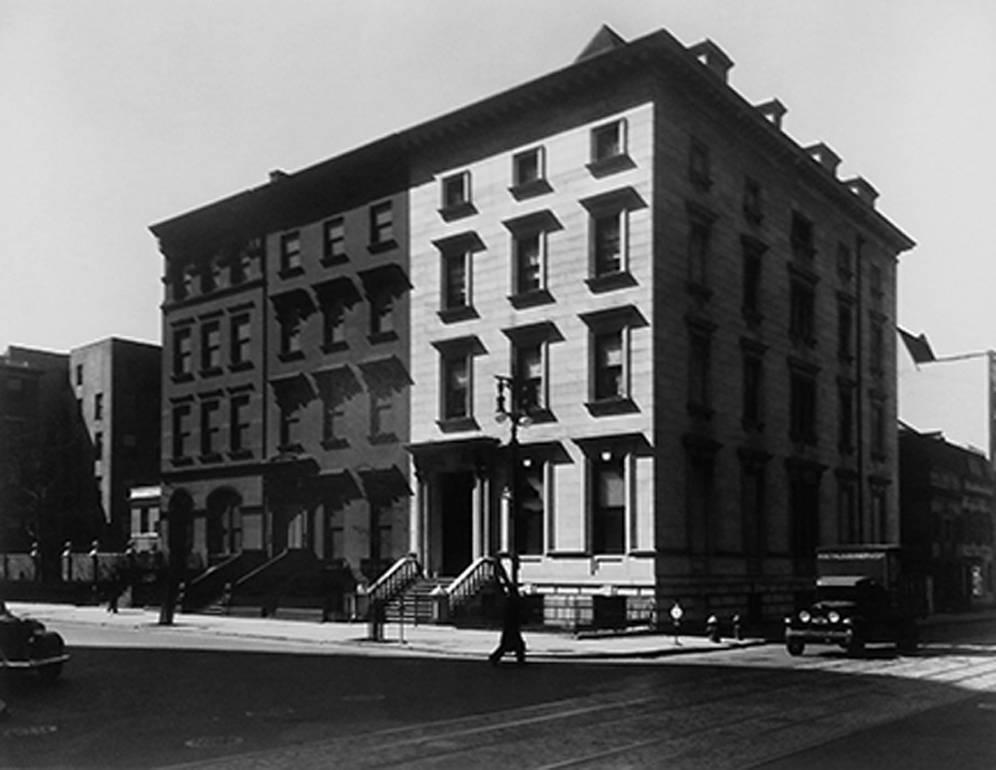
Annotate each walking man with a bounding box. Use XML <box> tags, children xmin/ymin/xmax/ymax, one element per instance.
<box><xmin>489</xmin><ymin>587</ymin><xmax>526</xmax><ymax>665</ymax></box>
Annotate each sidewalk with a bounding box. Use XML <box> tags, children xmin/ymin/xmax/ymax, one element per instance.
<box><xmin>6</xmin><ymin>602</ymin><xmax>765</xmax><ymax>661</ymax></box>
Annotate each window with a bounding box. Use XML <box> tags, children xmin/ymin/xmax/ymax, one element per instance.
<box><xmin>838</xmin><ymin>478</ymin><xmax>860</xmax><ymax>544</ymax></box>
<box><xmin>743</xmin><ymin>177</ymin><xmax>763</xmax><ymax>223</ymax></box>
<box><xmin>369</xmin><ymin>391</ymin><xmax>395</xmax><ymax>441</ymax></box>
<box><xmin>278</xmin><ymin>404</ymin><xmax>300</xmax><ymax>450</ymax></box>
<box><xmin>837</xmin><ymin>300</ymin><xmax>854</xmax><ymax>361</ymax></box>
<box><xmin>278</xmin><ymin>312</ymin><xmax>303</xmax><ymax>358</ymax></box>
<box><xmin>321</xmin><ymin>393</ymin><xmax>345</xmax><ymax>448</ymax></box>
<box><xmin>280</xmin><ymin>231</ymin><xmax>302</xmax><ymax>274</ymax></box>
<box><xmin>323</xmin><ymin>217</ymin><xmax>346</xmax><ymax>264</ymax></box>
<box><xmin>836</xmin><ymin>243</ymin><xmax>853</xmax><ymax>281</ymax></box>
<box><xmin>870</xmin><ymin>263</ymin><xmax>884</xmax><ymax>298</ymax></box>
<box><xmin>201</xmin><ymin>321</ymin><xmax>222</xmax><ymax>371</ymax></box>
<box><xmin>790</xmin><ymin>211</ymin><xmax>815</xmax><ymax>260</ymax></box>
<box><xmin>688</xmin><ymin>330</ymin><xmax>711</xmax><ymax>416</ymax></box>
<box><xmin>591</xmin><ymin>452</ymin><xmax>625</xmax><ymax>555</ymax></box>
<box><xmin>75</xmin><ymin>364</ymin><xmax>83</xmax><ymax>386</ymax></box>
<box><xmin>789</xmin><ymin>276</ymin><xmax>816</xmax><ymax>346</ymax></box>
<box><xmin>740</xmin><ymin>459</ymin><xmax>766</xmax><ymax>560</ymax></box>
<box><xmin>322</xmin><ymin>301</ymin><xmax>346</xmax><ymax>351</ymax></box>
<box><xmin>200</xmin><ymin>400</ymin><xmax>221</xmax><ymax>458</ymax></box>
<box><xmin>369</xmin><ymin>292</ymin><xmax>395</xmax><ymax>340</ymax></box>
<box><xmin>592</xmin><ymin>211</ymin><xmax>623</xmax><ymax>277</ymax></box>
<box><xmin>871</xmin><ymin>398</ymin><xmax>887</xmax><ymax>459</ymax></box>
<box><xmin>688</xmin><ymin>138</ymin><xmax>711</xmax><ymax>189</ymax></box>
<box><xmin>594</xmin><ymin>329</ymin><xmax>624</xmax><ymax>401</ymax></box>
<box><xmin>515</xmin><ymin>341</ymin><xmax>544</xmax><ymax>412</ymax></box>
<box><xmin>369</xmin><ymin>201</ymin><xmax>394</xmax><ymax>248</ymax></box>
<box><xmin>870</xmin><ymin>316</ymin><xmax>885</xmax><ymax>375</ymax></box>
<box><xmin>230</xmin><ymin>394</ymin><xmax>251</xmax><ymax>455</ymax></box>
<box><xmin>370</xmin><ymin>504</ymin><xmax>393</xmax><ymax>564</ymax></box>
<box><xmin>200</xmin><ymin>263</ymin><xmax>216</xmax><ymax>294</ymax></box>
<box><xmin>517</xmin><ymin>460</ymin><xmax>545</xmax><ymax>556</ymax></box>
<box><xmin>93</xmin><ymin>431</ymin><xmax>104</xmax><ymax>457</ymax></box>
<box><xmin>442</xmin><ymin>248</ymin><xmax>470</xmax><ymax>312</ymax></box>
<box><xmin>513</xmin><ymin>230</ymin><xmax>544</xmax><ymax>296</ymax></box>
<box><xmin>790</xmin><ymin>476</ymin><xmax>820</xmax><ymax>574</ymax></box>
<box><xmin>838</xmin><ymin>383</ymin><xmax>854</xmax><ymax>454</ymax></box>
<box><xmin>511</xmin><ymin>146</ymin><xmax>549</xmax><ymax>195</ymax></box>
<box><xmin>94</xmin><ymin>392</ymin><xmax>104</xmax><ymax>421</ymax></box>
<box><xmin>171</xmin><ymin>404</ymin><xmax>192</xmax><ymax>459</ymax></box>
<box><xmin>686</xmin><ymin>214</ymin><xmax>712</xmax><ymax>292</ymax></box>
<box><xmin>789</xmin><ymin>368</ymin><xmax>818</xmax><ymax>444</ymax></box>
<box><xmin>741</xmin><ymin>237</ymin><xmax>765</xmax><ymax>320</ymax></box>
<box><xmin>440</xmin><ymin>171</ymin><xmax>474</xmax><ymax>218</ymax></box>
<box><xmin>441</xmin><ymin>352</ymin><xmax>471</xmax><ymax>422</ymax></box>
<box><xmin>742</xmin><ymin>352</ymin><xmax>763</xmax><ymax>429</ymax></box>
<box><xmin>230</xmin><ymin>314</ymin><xmax>251</xmax><ymax>367</ymax></box>
<box><xmin>590</xmin><ymin>119</ymin><xmax>626</xmax><ymax>165</ymax></box>
<box><xmin>173</xmin><ymin>328</ymin><xmax>193</xmax><ymax>377</ymax></box>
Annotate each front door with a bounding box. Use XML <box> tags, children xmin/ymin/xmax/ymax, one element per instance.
<box><xmin>440</xmin><ymin>471</ymin><xmax>474</xmax><ymax>576</ymax></box>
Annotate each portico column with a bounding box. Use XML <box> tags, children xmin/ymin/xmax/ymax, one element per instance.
<box><xmin>472</xmin><ymin>469</ymin><xmax>488</xmax><ymax>559</ymax></box>
<box><xmin>411</xmin><ymin>468</ymin><xmax>426</xmax><ymax>561</ymax></box>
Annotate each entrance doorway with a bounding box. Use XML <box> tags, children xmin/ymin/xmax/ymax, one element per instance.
<box><xmin>439</xmin><ymin>471</ymin><xmax>473</xmax><ymax>576</ymax></box>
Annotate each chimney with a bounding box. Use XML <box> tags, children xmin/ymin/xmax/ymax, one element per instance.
<box><xmin>755</xmin><ymin>98</ymin><xmax>787</xmax><ymax>129</ymax></box>
<box><xmin>269</xmin><ymin>169</ymin><xmax>288</xmax><ymax>183</ymax></box>
<box><xmin>844</xmin><ymin>176</ymin><xmax>879</xmax><ymax>207</ymax></box>
<box><xmin>688</xmin><ymin>40</ymin><xmax>734</xmax><ymax>83</ymax></box>
<box><xmin>805</xmin><ymin>142</ymin><xmax>842</xmax><ymax>177</ymax></box>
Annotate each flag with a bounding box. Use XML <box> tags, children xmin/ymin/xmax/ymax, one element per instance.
<box><xmin>898</xmin><ymin>328</ymin><xmax>936</xmax><ymax>365</ymax></box>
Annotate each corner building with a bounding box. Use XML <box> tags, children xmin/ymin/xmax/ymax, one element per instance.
<box><xmin>407</xmin><ymin>27</ymin><xmax>913</xmax><ymax>624</ymax></box>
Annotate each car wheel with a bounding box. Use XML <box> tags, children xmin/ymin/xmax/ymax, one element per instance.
<box><xmin>786</xmin><ymin>640</ymin><xmax>804</xmax><ymax>657</ymax></box>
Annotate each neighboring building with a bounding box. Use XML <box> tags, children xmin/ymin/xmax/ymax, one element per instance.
<box><xmin>127</xmin><ymin>484</ymin><xmax>162</xmax><ymax>552</ymax></box>
<box><xmin>150</xmin><ymin>25</ymin><xmax>914</xmax><ymax>624</ymax></box>
<box><xmin>150</xmin><ymin>146</ymin><xmax>412</xmax><ymax>583</ymax></box>
<box><xmin>899</xmin><ymin>424</ymin><xmax>995</xmax><ymax>611</ymax></box>
<box><xmin>0</xmin><ymin>346</ymin><xmax>99</xmax><ymax>566</ymax></box>
<box><xmin>406</xmin><ymin>26</ymin><xmax>913</xmax><ymax>624</ymax></box>
<box><xmin>69</xmin><ymin>337</ymin><xmax>162</xmax><ymax>547</ymax></box>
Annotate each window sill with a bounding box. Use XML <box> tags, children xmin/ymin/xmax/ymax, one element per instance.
<box><xmin>525</xmin><ymin>408</ymin><xmax>556</xmax><ymax>424</ymax></box>
<box><xmin>321</xmin><ymin>341</ymin><xmax>349</xmax><ymax>355</ymax></box>
<box><xmin>509</xmin><ymin>179</ymin><xmax>552</xmax><ymax>201</ymax></box>
<box><xmin>437</xmin><ymin>305</ymin><xmax>479</xmax><ymax>324</ymax></box>
<box><xmin>171</xmin><ymin>456</ymin><xmax>194</xmax><ymax>468</ymax></box>
<box><xmin>278</xmin><ymin>266</ymin><xmax>305</xmax><ymax>279</ymax></box>
<box><xmin>171</xmin><ymin>372</ymin><xmax>194</xmax><ymax>384</ymax></box>
<box><xmin>368</xmin><ymin>330</ymin><xmax>399</xmax><ymax>345</ymax></box>
<box><xmin>321</xmin><ymin>438</ymin><xmax>349</xmax><ymax>450</ymax></box>
<box><xmin>585</xmin><ymin>397</ymin><xmax>638</xmax><ymax>417</ymax></box>
<box><xmin>368</xmin><ymin>432</ymin><xmax>399</xmax><ymax>446</ymax></box>
<box><xmin>198</xmin><ymin>367</ymin><xmax>224</xmax><ymax>379</ymax></box>
<box><xmin>198</xmin><ymin>453</ymin><xmax>224</xmax><ymax>464</ymax></box>
<box><xmin>508</xmin><ymin>289</ymin><xmax>554</xmax><ymax>309</ymax></box>
<box><xmin>228</xmin><ymin>449</ymin><xmax>254</xmax><ymax>461</ymax></box>
<box><xmin>278</xmin><ymin>350</ymin><xmax>305</xmax><ymax>362</ymax></box>
<box><xmin>586</xmin><ymin>153</ymin><xmax>635</xmax><ymax>178</ymax></box>
<box><xmin>367</xmin><ymin>238</ymin><xmax>398</xmax><ymax>254</ymax></box>
<box><xmin>437</xmin><ymin>416</ymin><xmax>479</xmax><ymax>433</ymax></box>
<box><xmin>585</xmin><ymin>271</ymin><xmax>637</xmax><ymax>293</ymax></box>
<box><xmin>438</xmin><ymin>202</ymin><xmax>477</xmax><ymax>222</ymax></box>
<box><xmin>277</xmin><ymin>442</ymin><xmax>305</xmax><ymax>454</ymax></box>
<box><xmin>321</xmin><ymin>253</ymin><xmax>349</xmax><ymax>267</ymax></box>
<box><xmin>228</xmin><ymin>361</ymin><xmax>254</xmax><ymax>373</ymax></box>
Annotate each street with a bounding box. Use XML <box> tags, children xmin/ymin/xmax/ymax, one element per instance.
<box><xmin>1</xmin><ymin>619</ymin><xmax>994</xmax><ymax>769</ymax></box>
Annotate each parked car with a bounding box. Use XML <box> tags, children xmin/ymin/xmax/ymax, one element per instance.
<box><xmin>0</xmin><ymin>602</ymin><xmax>69</xmax><ymax>682</ymax></box>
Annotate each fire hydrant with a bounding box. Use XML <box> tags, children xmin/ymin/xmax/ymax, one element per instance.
<box><xmin>706</xmin><ymin>614</ymin><xmax>721</xmax><ymax>643</ymax></box>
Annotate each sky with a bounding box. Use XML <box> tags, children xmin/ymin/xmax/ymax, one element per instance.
<box><xmin>2</xmin><ymin>0</ymin><xmax>994</xmax><ymax>364</ymax></box>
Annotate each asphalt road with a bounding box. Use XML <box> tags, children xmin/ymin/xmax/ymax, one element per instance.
<box><xmin>1</xmin><ymin>620</ymin><xmax>994</xmax><ymax>769</ymax></box>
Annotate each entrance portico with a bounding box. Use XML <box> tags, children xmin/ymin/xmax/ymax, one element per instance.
<box><xmin>408</xmin><ymin>437</ymin><xmax>501</xmax><ymax>577</ymax></box>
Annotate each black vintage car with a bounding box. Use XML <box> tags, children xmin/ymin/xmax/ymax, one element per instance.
<box><xmin>784</xmin><ymin>576</ymin><xmax>919</xmax><ymax>656</ymax></box>
<box><xmin>0</xmin><ymin>603</ymin><xmax>69</xmax><ymax>682</ymax></box>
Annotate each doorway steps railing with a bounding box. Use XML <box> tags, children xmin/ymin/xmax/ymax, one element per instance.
<box><xmin>383</xmin><ymin>577</ymin><xmax>450</xmax><ymax>624</ymax></box>
<box><xmin>181</xmin><ymin>550</ymin><xmax>267</xmax><ymax>611</ymax></box>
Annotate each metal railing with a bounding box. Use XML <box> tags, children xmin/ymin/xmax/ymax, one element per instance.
<box><xmin>365</xmin><ymin>553</ymin><xmax>422</xmax><ymax>610</ymax></box>
<box><xmin>444</xmin><ymin>556</ymin><xmax>507</xmax><ymax>614</ymax></box>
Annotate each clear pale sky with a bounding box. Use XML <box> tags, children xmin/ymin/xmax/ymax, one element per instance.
<box><xmin>2</xmin><ymin>0</ymin><xmax>993</xmax><ymax>359</ymax></box>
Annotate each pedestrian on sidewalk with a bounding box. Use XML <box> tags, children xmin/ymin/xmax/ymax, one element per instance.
<box><xmin>489</xmin><ymin>587</ymin><xmax>526</xmax><ymax>666</ymax></box>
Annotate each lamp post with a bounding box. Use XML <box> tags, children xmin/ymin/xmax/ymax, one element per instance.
<box><xmin>494</xmin><ymin>373</ymin><xmax>534</xmax><ymax>592</ymax></box>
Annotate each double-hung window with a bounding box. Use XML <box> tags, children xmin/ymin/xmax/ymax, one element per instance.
<box><xmin>173</xmin><ymin>327</ymin><xmax>193</xmax><ymax>378</ymax></box>
<box><xmin>171</xmin><ymin>403</ymin><xmax>192</xmax><ymax>460</ymax></box>
<box><xmin>280</xmin><ymin>231</ymin><xmax>302</xmax><ymax>275</ymax></box>
<box><xmin>581</xmin><ymin>305</ymin><xmax>642</xmax><ymax>416</ymax></box>
<box><xmin>369</xmin><ymin>201</ymin><xmax>395</xmax><ymax>250</ymax></box>
<box><xmin>582</xmin><ymin>187</ymin><xmax>643</xmax><ymax>291</ymax></box>
<box><xmin>201</xmin><ymin>321</ymin><xmax>222</xmax><ymax>373</ymax></box>
<box><xmin>517</xmin><ymin>458</ymin><xmax>545</xmax><ymax>556</ymax></box>
<box><xmin>230</xmin><ymin>314</ymin><xmax>251</xmax><ymax>368</ymax></box>
<box><xmin>789</xmin><ymin>363</ymin><xmax>819</xmax><ymax>445</ymax></box>
<box><xmin>200</xmin><ymin>399</ymin><xmax>221</xmax><ymax>459</ymax></box>
<box><xmin>591</xmin><ymin>452</ymin><xmax>626</xmax><ymax>555</ymax></box>
<box><xmin>439</xmin><ymin>171</ymin><xmax>474</xmax><ymax>219</ymax></box>
<box><xmin>510</xmin><ymin>146</ymin><xmax>550</xmax><ymax>199</ymax></box>
<box><xmin>434</xmin><ymin>336</ymin><xmax>483</xmax><ymax>431</ymax></box>
<box><xmin>503</xmin><ymin>210</ymin><xmax>558</xmax><ymax>307</ymax></box>
<box><xmin>230</xmin><ymin>393</ymin><xmax>251</xmax><ymax>455</ymax></box>
<box><xmin>323</xmin><ymin>217</ymin><xmax>346</xmax><ymax>264</ymax></box>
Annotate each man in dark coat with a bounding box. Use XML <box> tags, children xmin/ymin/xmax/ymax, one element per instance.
<box><xmin>489</xmin><ymin>588</ymin><xmax>526</xmax><ymax>665</ymax></box>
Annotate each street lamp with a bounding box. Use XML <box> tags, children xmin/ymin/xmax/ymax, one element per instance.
<box><xmin>494</xmin><ymin>373</ymin><xmax>535</xmax><ymax>591</ymax></box>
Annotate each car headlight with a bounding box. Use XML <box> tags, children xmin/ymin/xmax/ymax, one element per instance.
<box><xmin>828</xmin><ymin>611</ymin><xmax>840</xmax><ymax>624</ymax></box>
<box><xmin>799</xmin><ymin>610</ymin><xmax>811</xmax><ymax>623</ymax></box>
